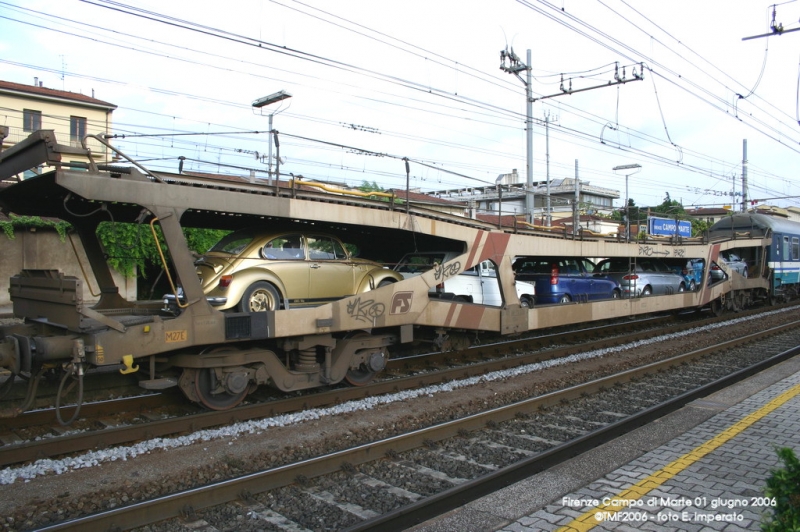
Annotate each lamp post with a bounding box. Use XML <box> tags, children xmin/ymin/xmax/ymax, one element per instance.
<box><xmin>252</xmin><ymin>90</ymin><xmax>292</xmax><ymax>185</ymax></box>
<box><xmin>612</xmin><ymin>164</ymin><xmax>641</xmax><ymax>242</ymax></box>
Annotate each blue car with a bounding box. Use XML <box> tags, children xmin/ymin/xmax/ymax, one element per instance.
<box><xmin>513</xmin><ymin>256</ymin><xmax>620</xmax><ymax>304</ymax></box>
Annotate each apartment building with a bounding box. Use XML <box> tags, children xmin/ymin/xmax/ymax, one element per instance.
<box><xmin>0</xmin><ymin>78</ymin><xmax>116</xmax><ymax>179</ymax></box>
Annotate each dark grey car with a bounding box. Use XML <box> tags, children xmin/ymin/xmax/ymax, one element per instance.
<box><xmin>594</xmin><ymin>257</ymin><xmax>686</xmax><ymax>297</ymax></box>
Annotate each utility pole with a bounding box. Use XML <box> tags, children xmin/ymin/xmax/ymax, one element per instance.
<box><xmin>545</xmin><ymin>113</ymin><xmax>552</xmax><ymax>227</ymax></box>
<box><xmin>500</xmin><ymin>48</ymin><xmax>534</xmax><ymax>224</ymax></box>
<box><xmin>741</xmin><ymin>139</ymin><xmax>748</xmax><ymax>212</ymax></box>
<box><xmin>573</xmin><ymin>159</ymin><xmax>580</xmax><ymax>236</ymax></box>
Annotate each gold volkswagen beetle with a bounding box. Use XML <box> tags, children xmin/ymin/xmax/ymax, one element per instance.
<box><xmin>194</xmin><ymin>229</ymin><xmax>402</xmax><ymax>312</ymax></box>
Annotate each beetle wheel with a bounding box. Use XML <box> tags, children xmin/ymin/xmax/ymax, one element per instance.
<box><xmin>376</xmin><ymin>279</ymin><xmax>395</xmax><ymax>289</ymax></box>
<box><xmin>185</xmin><ymin>367</ymin><xmax>249</xmax><ymax>411</ymax></box>
<box><xmin>239</xmin><ymin>281</ymin><xmax>279</xmax><ymax>313</ymax></box>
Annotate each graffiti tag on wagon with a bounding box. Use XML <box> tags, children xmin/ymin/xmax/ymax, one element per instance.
<box><xmin>638</xmin><ymin>245</ymin><xmax>669</xmax><ymax>257</ymax></box>
<box><xmin>433</xmin><ymin>260</ymin><xmax>461</xmax><ymax>281</ymax></box>
<box><xmin>347</xmin><ymin>297</ymin><xmax>386</xmax><ymax>323</ymax></box>
<box><xmin>673</xmin><ymin>248</ymin><xmax>686</xmax><ymax>258</ymax></box>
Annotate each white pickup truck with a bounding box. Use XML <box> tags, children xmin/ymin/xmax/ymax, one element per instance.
<box><xmin>394</xmin><ymin>251</ymin><xmax>535</xmax><ymax>307</ymax></box>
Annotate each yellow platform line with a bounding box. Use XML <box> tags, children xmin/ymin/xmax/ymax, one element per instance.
<box><xmin>556</xmin><ymin>382</ymin><xmax>800</xmax><ymax>532</ymax></box>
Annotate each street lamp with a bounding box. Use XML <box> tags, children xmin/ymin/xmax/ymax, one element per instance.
<box><xmin>252</xmin><ymin>90</ymin><xmax>292</xmax><ymax>184</ymax></box>
<box><xmin>612</xmin><ymin>163</ymin><xmax>641</xmax><ymax>242</ymax></box>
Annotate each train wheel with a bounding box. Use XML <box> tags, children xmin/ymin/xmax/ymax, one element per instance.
<box><xmin>344</xmin><ymin>332</ymin><xmax>388</xmax><ymax>386</ymax></box>
<box><xmin>184</xmin><ymin>367</ymin><xmax>249</xmax><ymax>410</ymax></box>
<box><xmin>345</xmin><ymin>365</ymin><xmax>377</xmax><ymax>386</ymax></box>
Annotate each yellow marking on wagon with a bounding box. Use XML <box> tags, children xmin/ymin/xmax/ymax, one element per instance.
<box><xmin>165</xmin><ymin>330</ymin><xmax>188</xmax><ymax>343</ymax></box>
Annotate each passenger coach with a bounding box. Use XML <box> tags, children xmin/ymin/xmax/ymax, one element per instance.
<box><xmin>709</xmin><ymin>213</ymin><xmax>800</xmax><ymax>301</ymax></box>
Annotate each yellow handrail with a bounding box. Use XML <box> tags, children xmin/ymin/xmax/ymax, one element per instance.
<box><xmin>292</xmin><ymin>179</ymin><xmax>396</xmax><ymax>200</ymax></box>
<box><xmin>149</xmin><ymin>218</ymin><xmax>188</xmax><ymax>309</ymax></box>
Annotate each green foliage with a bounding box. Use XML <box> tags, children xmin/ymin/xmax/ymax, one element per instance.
<box><xmin>96</xmin><ymin>222</ymin><xmax>151</xmax><ymax>278</ymax></box>
<box><xmin>184</xmin><ymin>227</ymin><xmax>230</xmax><ymax>257</ymax></box>
<box><xmin>95</xmin><ymin>222</ymin><xmax>229</xmax><ymax>278</ymax></box>
<box><xmin>762</xmin><ymin>447</ymin><xmax>800</xmax><ymax>531</ymax></box>
<box><xmin>358</xmin><ymin>180</ymin><xmax>383</xmax><ymax>193</ymax></box>
<box><xmin>358</xmin><ymin>179</ymin><xmax>401</xmax><ymax>204</ymax></box>
<box><xmin>612</xmin><ymin>195</ymin><xmax>707</xmax><ymax>237</ymax></box>
<box><xmin>2</xmin><ymin>216</ymin><xmax>229</xmax><ymax>277</ymax></box>
<box><xmin>0</xmin><ymin>214</ymin><xmax>71</xmax><ymax>241</ymax></box>
<box><xmin>690</xmin><ymin>218</ymin><xmax>710</xmax><ymax>237</ymax></box>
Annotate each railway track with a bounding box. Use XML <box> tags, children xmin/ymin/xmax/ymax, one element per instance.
<box><xmin>0</xmin><ymin>306</ymin><xmax>781</xmax><ymax>469</ymax></box>
<box><xmin>3</xmin><ymin>305</ymin><xmax>799</xmax><ymax>530</ymax></box>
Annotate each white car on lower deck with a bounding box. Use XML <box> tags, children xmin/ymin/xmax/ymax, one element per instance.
<box><xmin>394</xmin><ymin>252</ymin><xmax>535</xmax><ymax>307</ymax></box>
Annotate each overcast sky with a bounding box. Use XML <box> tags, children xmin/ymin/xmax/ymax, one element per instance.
<box><xmin>2</xmin><ymin>0</ymin><xmax>800</xmax><ymax>212</ymax></box>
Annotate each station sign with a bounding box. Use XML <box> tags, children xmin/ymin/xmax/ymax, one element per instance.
<box><xmin>648</xmin><ymin>216</ymin><xmax>692</xmax><ymax>238</ymax></box>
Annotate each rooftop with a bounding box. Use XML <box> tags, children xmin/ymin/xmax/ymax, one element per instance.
<box><xmin>0</xmin><ymin>80</ymin><xmax>117</xmax><ymax>110</ymax></box>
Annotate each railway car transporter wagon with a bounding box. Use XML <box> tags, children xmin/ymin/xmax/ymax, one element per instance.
<box><xmin>0</xmin><ymin>131</ymin><xmax>772</xmax><ymax>422</ymax></box>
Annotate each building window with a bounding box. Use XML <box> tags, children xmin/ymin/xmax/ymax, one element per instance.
<box><xmin>23</xmin><ymin>109</ymin><xmax>42</xmax><ymax>132</ymax></box>
<box><xmin>70</xmin><ymin>116</ymin><xmax>87</xmax><ymax>143</ymax></box>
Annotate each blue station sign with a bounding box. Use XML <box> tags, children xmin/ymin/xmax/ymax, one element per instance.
<box><xmin>648</xmin><ymin>216</ymin><xmax>692</xmax><ymax>238</ymax></box>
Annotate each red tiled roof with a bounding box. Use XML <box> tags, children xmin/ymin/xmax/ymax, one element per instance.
<box><xmin>0</xmin><ymin>80</ymin><xmax>117</xmax><ymax>109</ymax></box>
<box><xmin>475</xmin><ymin>213</ymin><xmax>526</xmax><ymax>228</ymax></box>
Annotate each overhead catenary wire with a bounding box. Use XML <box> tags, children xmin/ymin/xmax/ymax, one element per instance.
<box><xmin>3</xmin><ymin>0</ymin><xmax>798</xmax><ymax>206</ymax></box>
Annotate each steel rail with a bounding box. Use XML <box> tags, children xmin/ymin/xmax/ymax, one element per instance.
<box><xmin>352</xmin><ymin>326</ymin><xmax>800</xmax><ymax>531</ymax></box>
<box><xmin>0</xmin><ymin>310</ymin><xmax>744</xmax><ymax>467</ymax></box>
<box><xmin>0</xmin><ymin>306</ymin><xmax>784</xmax><ymax>467</ymax></box>
<box><xmin>33</xmin><ymin>319</ymin><xmax>800</xmax><ymax>531</ymax></box>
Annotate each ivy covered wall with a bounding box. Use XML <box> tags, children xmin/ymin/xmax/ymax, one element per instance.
<box><xmin>0</xmin><ymin>215</ymin><xmax>228</xmax><ymax>307</ymax></box>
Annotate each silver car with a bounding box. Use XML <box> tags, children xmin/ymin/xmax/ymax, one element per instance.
<box><xmin>721</xmin><ymin>252</ymin><xmax>748</xmax><ymax>278</ymax></box>
<box><xmin>594</xmin><ymin>257</ymin><xmax>686</xmax><ymax>297</ymax></box>
<box><xmin>709</xmin><ymin>252</ymin><xmax>749</xmax><ymax>282</ymax></box>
